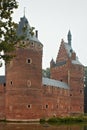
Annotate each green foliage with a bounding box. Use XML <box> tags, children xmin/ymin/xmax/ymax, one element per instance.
<box><xmin>40</xmin><ymin>118</ymin><xmax>46</xmax><ymax>123</ymax></box>
<box><xmin>47</xmin><ymin>116</ymin><xmax>87</xmax><ymax>124</ymax></box>
<box><xmin>42</xmin><ymin>68</ymin><xmax>50</xmax><ymax>78</ymax></box>
<box><xmin>29</xmin><ymin>27</ymin><xmax>35</xmax><ymax>36</ymax></box>
<box><xmin>0</xmin><ymin>0</ymin><xmax>18</xmax><ymax>62</ymax></box>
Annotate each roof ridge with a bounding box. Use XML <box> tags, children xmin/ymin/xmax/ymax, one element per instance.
<box><xmin>42</xmin><ymin>77</ymin><xmax>69</xmax><ymax>89</ymax></box>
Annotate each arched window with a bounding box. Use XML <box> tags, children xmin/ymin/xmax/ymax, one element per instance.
<box><xmin>11</xmin><ymin>81</ymin><xmax>13</xmax><ymax>85</ymax></box>
<box><xmin>27</xmin><ymin>104</ymin><xmax>31</xmax><ymax>109</ymax></box>
<box><xmin>27</xmin><ymin>58</ymin><xmax>32</xmax><ymax>64</ymax></box>
<box><xmin>46</xmin><ymin>104</ymin><xmax>48</xmax><ymax>109</ymax></box>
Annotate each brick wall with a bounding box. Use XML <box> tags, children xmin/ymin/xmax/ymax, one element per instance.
<box><xmin>6</xmin><ymin>41</ymin><xmax>43</xmax><ymax>120</ymax></box>
<box><xmin>42</xmin><ymin>85</ymin><xmax>70</xmax><ymax>117</ymax></box>
<box><xmin>69</xmin><ymin>64</ymin><xmax>84</xmax><ymax>115</ymax></box>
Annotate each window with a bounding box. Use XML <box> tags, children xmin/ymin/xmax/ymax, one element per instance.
<box><xmin>11</xmin><ymin>81</ymin><xmax>13</xmax><ymax>85</ymax></box>
<box><xmin>3</xmin><ymin>83</ymin><xmax>6</xmax><ymax>87</ymax></box>
<box><xmin>28</xmin><ymin>59</ymin><xmax>31</xmax><ymax>63</ymax></box>
<box><xmin>27</xmin><ymin>104</ymin><xmax>31</xmax><ymax>109</ymax></box>
<box><xmin>27</xmin><ymin>58</ymin><xmax>32</xmax><ymax>64</ymax></box>
<box><xmin>46</xmin><ymin>104</ymin><xmax>48</xmax><ymax>109</ymax></box>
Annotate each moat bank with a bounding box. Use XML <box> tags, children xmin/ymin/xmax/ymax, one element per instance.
<box><xmin>1</xmin><ymin>115</ymin><xmax>87</xmax><ymax>124</ymax></box>
<box><xmin>0</xmin><ymin>122</ymin><xmax>87</xmax><ymax>130</ymax></box>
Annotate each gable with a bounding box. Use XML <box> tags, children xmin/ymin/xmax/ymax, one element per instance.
<box><xmin>56</xmin><ymin>40</ymin><xmax>69</xmax><ymax>63</ymax></box>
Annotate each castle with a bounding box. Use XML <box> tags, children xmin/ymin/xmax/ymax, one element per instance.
<box><xmin>0</xmin><ymin>15</ymin><xmax>84</xmax><ymax>121</ymax></box>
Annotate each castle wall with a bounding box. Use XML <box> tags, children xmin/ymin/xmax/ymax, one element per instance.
<box><xmin>42</xmin><ymin>85</ymin><xmax>70</xmax><ymax>117</ymax></box>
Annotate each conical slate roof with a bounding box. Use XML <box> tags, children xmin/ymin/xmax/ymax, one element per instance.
<box><xmin>17</xmin><ymin>16</ymin><xmax>41</xmax><ymax>43</ymax></box>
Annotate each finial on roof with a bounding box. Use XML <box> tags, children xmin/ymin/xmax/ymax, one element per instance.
<box><xmin>24</xmin><ymin>7</ymin><xmax>26</xmax><ymax>17</ymax></box>
<box><xmin>67</xmin><ymin>30</ymin><xmax>72</xmax><ymax>46</ymax></box>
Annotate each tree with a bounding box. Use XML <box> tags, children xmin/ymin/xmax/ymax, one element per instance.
<box><xmin>0</xmin><ymin>0</ymin><xmax>18</xmax><ymax>62</ymax></box>
<box><xmin>42</xmin><ymin>68</ymin><xmax>50</xmax><ymax>78</ymax></box>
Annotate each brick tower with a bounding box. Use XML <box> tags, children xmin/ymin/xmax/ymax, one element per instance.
<box><xmin>6</xmin><ymin>15</ymin><xmax>43</xmax><ymax>120</ymax></box>
<box><xmin>50</xmin><ymin>31</ymin><xmax>84</xmax><ymax>115</ymax></box>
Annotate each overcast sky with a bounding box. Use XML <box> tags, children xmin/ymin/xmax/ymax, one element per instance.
<box><xmin>0</xmin><ymin>0</ymin><xmax>87</xmax><ymax>75</ymax></box>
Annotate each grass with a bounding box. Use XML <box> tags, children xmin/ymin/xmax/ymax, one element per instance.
<box><xmin>40</xmin><ymin>116</ymin><xmax>87</xmax><ymax>124</ymax></box>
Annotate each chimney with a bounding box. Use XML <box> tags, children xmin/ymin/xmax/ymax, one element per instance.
<box><xmin>35</xmin><ymin>30</ymin><xmax>38</xmax><ymax>38</ymax></box>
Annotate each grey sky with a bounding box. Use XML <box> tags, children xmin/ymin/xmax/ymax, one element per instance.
<box><xmin>0</xmin><ymin>0</ymin><xmax>87</xmax><ymax>75</ymax></box>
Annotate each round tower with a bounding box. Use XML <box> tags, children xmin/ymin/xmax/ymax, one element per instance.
<box><xmin>6</xmin><ymin>15</ymin><xmax>43</xmax><ymax>120</ymax></box>
<box><xmin>6</xmin><ymin>15</ymin><xmax>43</xmax><ymax>89</ymax></box>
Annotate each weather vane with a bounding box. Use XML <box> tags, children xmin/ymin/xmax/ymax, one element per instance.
<box><xmin>24</xmin><ymin>7</ymin><xmax>26</xmax><ymax>17</ymax></box>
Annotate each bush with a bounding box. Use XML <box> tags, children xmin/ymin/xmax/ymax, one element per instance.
<box><xmin>47</xmin><ymin>116</ymin><xmax>87</xmax><ymax>124</ymax></box>
<box><xmin>40</xmin><ymin>118</ymin><xmax>46</xmax><ymax>123</ymax></box>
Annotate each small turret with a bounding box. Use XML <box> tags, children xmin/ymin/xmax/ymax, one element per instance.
<box><xmin>50</xmin><ymin>58</ymin><xmax>55</xmax><ymax>67</ymax></box>
<box><xmin>67</xmin><ymin>30</ymin><xmax>72</xmax><ymax>46</ymax></box>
